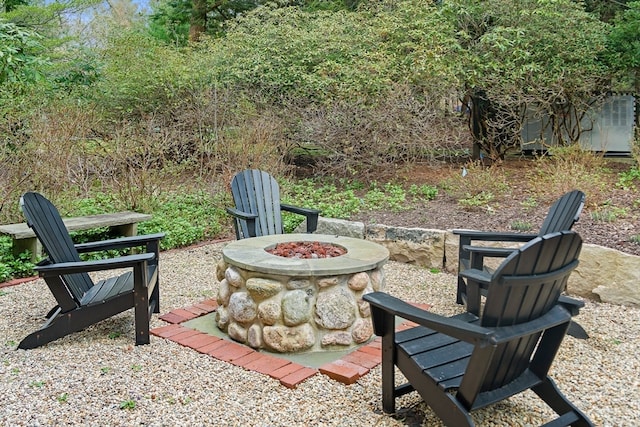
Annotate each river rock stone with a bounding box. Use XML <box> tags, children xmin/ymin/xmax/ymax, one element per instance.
<box><xmin>317</xmin><ymin>277</ymin><xmax>340</xmax><ymax>288</ymax></box>
<box><xmin>348</xmin><ymin>272</ymin><xmax>370</xmax><ymax>291</ymax></box>
<box><xmin>352</xmin><ymin>318</ymin><xmax>373</xmax><ymax>343</ymax></box>
<box><xmin>246</xmin><ymin>278</ymin><xmax>282</xmax><ymax>300</ymax></box>
<box><xmin>228</xmin><ymin>292</ymin><xmax>257</xmax><ymax>324</ymax></box>
<box><xmin>321</xmin><ymin>331</ymin><xmax>352</xmax><ymax>347</ymax></box>
<box><xmin>228</xmin><ymin>322</ymin><xmax>247</xmax><ymax>343</ymax></box>
<box><xmin>225</xmin><ymin>266</ymin><xmax>244</xmax><ymax>288</ymax></box>
<box><xmin>215</xmin><ymin>305</ymin><xmax>229</xmax><ymax>331</ymax></box>
<box><xmin>263</xmin><ymin>324</ymin><xmax>315</xmax><ymax>352</ymax></box>
<box><xmin>370</xmin><ymin>268</ymin><xmax>384</xmax><ymax>291</ymax></box>
<box><xmin>216</xmin><ymin>259</ymin><xmax>227</xmax><ymax>282</ymax></box>
<box><xmin>247</xmin><ymin>324</ymin><xmax>263</xmax><ymax>349</ymax></box>
<box><xmin>258</xmin><ymin>300</ymin><xmax>281</xmax><ymax>326</ymax></box>
<box><xmin>287</xmin><ymin>279</ymin><xmax>311</xmax><ymax>290</ymax></box>
<box><xmin>357</xmin><ymin>286</ymin><xmax>373</xmax><ymax>317</ymax></box>
<box><xmin>315</xmin><ymin>287</ymin><xmax>356</xmax><ymax>330</ymax></box>
<box><xmin>217</xmin><ymin>279</ymin><xmax>231</xmax><ymax>306</ymax></box>
<box><xmin>282</xmin><ymin>290</ymin><xmax>312</xmax><ymax>326</ymax></box>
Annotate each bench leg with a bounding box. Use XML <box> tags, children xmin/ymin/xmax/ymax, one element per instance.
<box><xmin>111</xmin><ymin>223</ymin><xmax>137</xmax><ymax>238</ymax></box>
<box><xmin>13</xmin><ymin>237</ymin><xmax>42</xmax><ymax>262</ymax></box>
<box><xmin>111</xmin><ymin>223</ymin><xmax>137</xmax><ymax>254</ymax></box>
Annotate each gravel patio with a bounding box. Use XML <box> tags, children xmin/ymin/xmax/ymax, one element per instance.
<box><xmin>1</xmin><ymin>240</ymin><xmax>638</xmax><ymax>426</ymax></box>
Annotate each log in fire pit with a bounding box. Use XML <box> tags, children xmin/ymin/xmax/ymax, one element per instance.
<box><xmin>216</xmin><ymin>234</ymin><xmax>389</xmax><ymax>353</ymax></box>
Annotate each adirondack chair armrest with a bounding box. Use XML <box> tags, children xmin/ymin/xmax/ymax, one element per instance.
<box><xmin>74</xmin><ymin>233</ymin><xmax>165</xmax><ymax>253</ymax></box>
<box><xmin>280</xmin><ymin>204</ymin><xmax>321</xmax><ymax>233</ymax></box>
<box><xmin>280</xmin><ymin>204</ymin><xmax>321</xmax><ymax>216</ymax></box>
<box><xmin>35</xmin><ymin>253</ymin><xmax>156</xmax><ymax>276</ymax></box>
<box><xmin>225</xmin><ymin>207</ymin><xmax>258</xmax><ymax>238</ymax></box>
<box><xmin>455</xmin><ymin>230</ymin><xmax>537</xmax><ymax>270</ymax></box>
<box><xmin>453</xmin><ymin>229</ymin><xmax>538</xmax><ymax>243</ymax></box>
<box><xmin>462</xmin><ymin>245</ymin><xmax>519</xmax><ymax>270</ymax></box>
<box><xmin>225</xmin><ymin>207</ymin><xmax>258</xmax><ymax>221</ymax></box>
<box><xmin>463</xmin><ymin>245</ymin><xmax>518</xmax><ymax>258</ymax></box>
<box><xmin>491</xmin><ymin>305</ymin><xmax>572</xmax><ymax>344</ymax></box>
<box><xmin>558</xmin><ymin>295</ymin><xmax>585</xmax><ymax>316</ymax></box>
<box><xmin>364</xmin><ymin>292</ymin><xmax>494</xmax><ymax>347</ymax></box>
<box><xmin>458</xmin><ymin>268</ymin><xmax>492</xmax><ymax>285</ymax></box>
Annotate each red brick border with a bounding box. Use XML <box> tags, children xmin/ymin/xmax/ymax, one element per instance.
<box><xmin>151</xmin><ymin>299</ymin><xmax>431</xmax><ymax>388</ymax></box>
<box><xmin>0</xmin><ymin>276</ymin><xmax>38</xmax><ymax>289</ymax></box>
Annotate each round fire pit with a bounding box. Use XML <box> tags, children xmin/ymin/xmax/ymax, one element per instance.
<box><xmin>216</xmin><ymin>234</ymin><xmax>389</xmax><ymax>353</ymax></box>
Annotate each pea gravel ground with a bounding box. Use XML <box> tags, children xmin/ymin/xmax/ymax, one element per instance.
<box><xmin>1</xmin><ymin>241</ymin><xmax>638</xmax><ymax>426</ymax></box>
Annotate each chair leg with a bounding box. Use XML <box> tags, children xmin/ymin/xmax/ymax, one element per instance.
<box><xmin>133</xmin><ymin>293</ymin><xmax>151</xmax><ymax>346</ymax></box>
<box><xmin>18</xmin><ymin>312</ymin><xmax>71</xmax><ymax>349</ymax></box>
<box><xmin>456</xmin><ymin>276</ymin><xmax>467</xmax><ymax>305</ymax></box>
<box><xmin>20</xmin><ymin>294</ymin><xmax>135</xmax><ymax>349</ymax></box>
<box><xmin>466</xmin><ymin>280</ymin><xmax>481</xmax><ymax>316</ymax></box>
<box><xmin>532</xmin><ymin>377</ymin><xmax>594</xmax><ymax>427</ymax></box>
<box><xmin>399</xmin><ymin>354</ymin><xmax>475</xmax><ymax>426</ymax></box>
<box><xmin>18</xmin><ymin>309</ymin><xmax>94</xmax><ymax>349</ymax></box>
<box><xmin>150</xmin><ymin>276</ymin><xmax>160</xmax><ymax>314</ymax></box>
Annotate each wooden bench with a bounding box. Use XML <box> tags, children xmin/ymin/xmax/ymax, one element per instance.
<box><xmin>0</xmin><ymin>211</ymin><xmax>152</xmax><ymax>261</ymax></box>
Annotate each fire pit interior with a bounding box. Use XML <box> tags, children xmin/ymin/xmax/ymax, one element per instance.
<box><xmin>266</xmin><ymin>241</ymin><xmax>347</xmax><ymax>259</ymax></box>
<box><xmin>216</xmin><ymin>234</ymin><xmax>389</xmax><ymax>353</ymax></box>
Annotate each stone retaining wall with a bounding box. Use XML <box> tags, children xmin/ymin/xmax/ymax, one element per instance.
<box><xmin>302</xmin><ymin>217</ymin><xmax>640</xmax><ymax>306</ymax></box>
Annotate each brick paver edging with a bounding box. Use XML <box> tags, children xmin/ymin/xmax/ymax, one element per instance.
<box><xmin>151</xmin><ymin>298</ymin><xmax>430</xmax><ymax>389</ymax></box>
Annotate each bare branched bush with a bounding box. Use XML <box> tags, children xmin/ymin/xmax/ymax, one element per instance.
<box><xmin>145</xmin><ymin>87</ymin><xmax>291</xmax><ymax>184</ymax></box>
<box><xmin>287</xmin><ymin>85</ymin><xmax>470</xmax><ymax>178</ymax></box>
<box><xmin>531</xmin><ymin>146</ymin><xmax>610</xmax><ymax>206</ymax></box>
<box><xmin>0</xmin><ymin>146</ymin><xmax>29</xmax><ymax>223</ymax></box>
<box><xmin>441</xmin><ymin>161</ymin><xmax>511</xmax><ymax>211</ymax></box>
<box><xmin>16</xmin><ymin>104</ymin><xmax>112</xmax><ymax>195</ymax></box>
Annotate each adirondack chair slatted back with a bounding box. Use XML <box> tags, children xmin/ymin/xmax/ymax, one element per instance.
<box><xmin>231</xmin><ymin>169</ymin><xmax>283</xmax><ymax>237</ymax></box>
<box><xmin>476</xmin><ymin>231</ymin><xmax>582</xmax><ymax>392</ymax></box>
<box><xmin>20</xmin><ymin>192</ymin><xmax>94</xmax><ymax>301</ymax></box>
<box><xmin>538</xmin><ymin>190</ymin><xmax>585</xmax><ymax>235</ymax></box>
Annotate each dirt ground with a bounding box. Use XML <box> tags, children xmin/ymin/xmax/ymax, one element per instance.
<box><xmin>349</xmin><ymin>157</ymin><xmax>640</xmax><ymax>257</ymax></box>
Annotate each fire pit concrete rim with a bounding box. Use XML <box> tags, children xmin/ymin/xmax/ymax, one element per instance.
<box><xmin>222</xmin><ymin>233</ymin><xmax>389</xmax><ymax>277</ymax></box>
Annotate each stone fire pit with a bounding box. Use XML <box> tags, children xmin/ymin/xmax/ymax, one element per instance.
<box><xmin>215</xmin><ymin>233</ymin><xmax>389</xmax><ymax>353</ymax></box>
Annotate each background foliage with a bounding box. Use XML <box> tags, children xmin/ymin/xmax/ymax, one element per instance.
<box><xmin>0</xmin><ymin>0</ymin><xmax>637</xmax><ymax>275</ymax></box>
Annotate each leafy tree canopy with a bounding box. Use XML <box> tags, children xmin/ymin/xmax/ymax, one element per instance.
<box><xmin>606</xmin><ymin>1</ymin><xmax>640</xmax><ymax>93</ymax></box>
<box><xmin>0</xmin><ymin>20</ymin><xmax>49</xmax><ymax>87</ymax></box>
<box><xmin>198</xmin><ymin>1</ymin><xmax>460</xmax><ymax>102</ymax></box>
<box><xmin>438</xmin><ymin>0</ymin><xmax>611</xmax><ymax>158</ymax></box>
<box><xmin>147</xmin><ymin>0</ymin><xmax>363</xmax><ymax>44</ymax></box>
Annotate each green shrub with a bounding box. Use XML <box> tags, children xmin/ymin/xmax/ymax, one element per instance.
<box><xmin>618</xmin><ymin>165</ymin><xmax>640</xmax><ymax>190</ymax></box>
<box><xmin>532</xmin><ymin>147</ymin><xmax>610</xmax><ymax>205</ymax></box>
<box><xmin>458</xmin><ymin>191</ymin><xmax>495</xmax><ymax>211</ymax></box>
<box><xmin>409</xmin><ymin>184</ymin><xmax>438</xmax><ymax>201</ymax></box>
<box><xmin>281</xmin><ymin>177</ymin><xmax>428</xmax><ymax>231</ymax></box>
<box><xmin>520</xmin><ymin>196</ymin><xmax>538</xmax><ymax>210</ymax></box>
<box><xmin>510</xmin><ymin>220</ymin><xmax>533</xmax><ymax>231</ymax></box>
<box><xmin>0</xmin><ymin>237</ymin><xmax>35</xmax><ymax>281</ymax></box>
<box><xmin>138</xmin><ymin>190</ymin><xmax>227</xmax><ymax>250</ymax></box>
<box><xmin>0</xmin><ymin>190</ymin><xmax>229</xmax><ymax>281</ymax></box>
<box><xmin>443</xmin><ymin>162</ymin><xmax>509</xmax><ymax>210</ymax></box>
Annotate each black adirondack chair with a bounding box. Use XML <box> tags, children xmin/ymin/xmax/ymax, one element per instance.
<box><xmin>17</xmin><ymin>192</ymin><xmax>164</xmax><ymax>349</ymax></box>
<box><xmin>226</xmin><ymin>169</ymin><xmax>321</xmax><ymax>239</ymax></box>
<box><xmin>364</xmin><ymin>231</ymin><xmax>593</xmax><ymax>426</ymax></box>
<box><xmin>453</xmin><ymin>189</ymin><xmax>585</xmax><ymax>314</ymax></box>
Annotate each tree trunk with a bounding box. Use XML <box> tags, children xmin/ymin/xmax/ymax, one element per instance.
<box><xmin>189</xmin><ymin>0</ymin><xmax>208</xmax><ymax>42</ymax></box>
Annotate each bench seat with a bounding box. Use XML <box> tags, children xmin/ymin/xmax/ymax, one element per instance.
<box><xmin>0</xmin><ymin>211</ymin><xmax>152</xmax><ymax>260</ymax></box>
